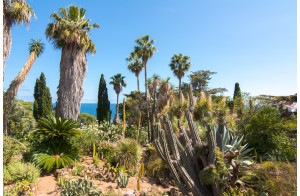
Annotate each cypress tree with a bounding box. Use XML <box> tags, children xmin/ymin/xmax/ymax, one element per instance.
<box><xmin>33</xmin><ymin>72</ymin><xmax>53</xmax><ymax>119</ymax></box>
<box><xmin>97</xmin><ymin>74</ymin><xmax>111</xmax><ymax>123</ymax></box>
<box><xmin>233</xmin><ymin>82</ymin><xmax>241</xmax><ymax>99</ymax></box>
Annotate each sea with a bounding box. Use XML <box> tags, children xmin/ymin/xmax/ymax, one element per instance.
<box><xmin>53</xmin><ymin>103</ymin><xmax>117</xmax><ymax>120</ymax></box>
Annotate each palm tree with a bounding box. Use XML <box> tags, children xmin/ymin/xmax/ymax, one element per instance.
<box><xmin>4</xmin><ymin>38</ymin><xmax>45</xmax><ymax>135</ymax></box>
<box><xmin>134</xmin><ymin>35</ymin><xmax>157</xmax><ymax>141</ymax></box>
<box><xmin>3</xmin><ymin>0</ymin><xmax>35</xmax><ymax>80</ymax></box>
<box><xmin>45</xmin><ymin>5</ymin><xmax>99</xmax><ymax>120</ymax></box>
<box><xmin>110</xmin><ymin>74</ymin><xmax>127</xmax><ymax>124</ymax></box>
<box><xmin>169</xmin><ymin>53</ymin><xmax>191</xmax><ymax>102</ymax></box>
<box><xmin>126</xmin><ymin>52</ymin><xmax>143</xmax><ymax>91</ymax></box>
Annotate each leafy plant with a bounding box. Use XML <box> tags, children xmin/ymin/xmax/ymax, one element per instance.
<box><xmin>4</xmin><ymin>161</ymin><xmax>40</xmax><ymax>185</ymax></box>
<box><xmin>223</xmin><ymin>186</ymin><xmax>261</xmax><ymax>196</ymax></box>
<box><xmin>34</xmin><ymin>116</ymin><xmax>82</xmax><ymax>140</ymax></box>
<box><xmin>72</xmin><ymin>165</ymin><xmax>85</xmax><ymax>176</ymax></box>
<box><xmin>60</xmin><ymin>176</ymin><xmax>101</xmax><ymax>196</ymax></box>
<box><xmin>116</xmin><ymin>170</ymin><xmax>129</xmax><ymax>188</ymax></box>
<box><xmin>33</xmin><ymin>141</ymin><xmax>79</xmax><ymax>172</ymax></box>
<box><xmin>114</xmin><ymin>138</ymin><xmax>142</xmax><ymax>169</ymax></box>
<box><xmin>3</xmin><ymin>136</ymin><xmax>24</xmax><ymax>165</ymax></box>
<box><xmin>4</xmin><ymin>181</ymin><xmax>35</xmax><ymax>196</ymax></box>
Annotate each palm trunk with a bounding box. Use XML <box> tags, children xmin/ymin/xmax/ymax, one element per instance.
<box><xmin>137</xmin><ymin>74</ymin><xmax>140</xmax><ymax>92</ymax></box>
<box><xmin>179</xmin><ymin>77</ymin><xmax>182</xmax><ymax>102</ymax></box>
<box><xmin>55</xmin><ymin>46</ymin><xmax>87</xmax><ymax>121</ymax></box>
<box><xmin>4</xmin><ymin>52</ymin><xmax>37</xmax><ymax>135</ymax></box>
<box><xmin>113</xmin><ymin>93</ymin><xmax>120</xmax><ymax>124</ymax></box>
<box><xmin>144</xmin><ymin>60</ymin><xmax>151</xmax><ymax>142</ymax></box>
<box><xmin>3</xmin><ymin>13</ymin><xmax>12</xmax><ymax>81</ymax></box>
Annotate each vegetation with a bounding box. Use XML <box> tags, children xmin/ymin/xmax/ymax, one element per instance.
<box><xmin>110</xmin><ymin>74</ymin><xmax>126</xmax><ymax>124</ymax></box>
<box><xmin>33</xmin><ymin>72</ymin><xmax>53</xmax><ymax>120</ymax></box>
<box><xmin>78</xmin><ymin>113</ymin><xmax>97</xmax><ymax>126</ymax></box>
<box><xmin>97</xmin><ymin>74</ymin><xmax>111</xmax><ymax>123</ymax></box>
<box><xmin>46</xmin><ymin>5</ymin><xmax>99</xmax><ymax>120</ymax></box>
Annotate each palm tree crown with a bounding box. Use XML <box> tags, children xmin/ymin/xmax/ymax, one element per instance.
<box><xmin>126</xmin><ymin>52</ymin><xmax>143</xmax><ymax>77</ymax></box>
<box><xmin>29</xmin><ymin>38</ymin><xmax>45</xmax><ymax>57</ymax></box>
<box><xmin>45</xmin><ymin>5</ymin><xmax>99</xmax><ymax>54</ymax></box>
<box><xmin>110</xmin><ymin>74</ymin><xmax>127</xmax><ymax>95</ymax></box>
<box><xmin>134</xmin><ymin>35</ymin><xmax>157</xmax><ymax>63</ymax></box>
<box><xmin>169</xmin><ymin>53</ymin><xmax>191</xmax><ymax>80</ymax></box>
<box><xmin>4</xmin><ymin>0</ymin><xmax>35</xmax><ymax>26</ymax></box>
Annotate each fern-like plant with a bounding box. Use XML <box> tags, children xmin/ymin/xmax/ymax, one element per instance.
<box><xmin>34</xmin><ymin>116</ymin><xmax>82</xmax><ymax>140</ymax></box>
<box><xmin>33</xmin><ymin>141</ymin><xmax>79</xmax><ymax>172</ymax></box>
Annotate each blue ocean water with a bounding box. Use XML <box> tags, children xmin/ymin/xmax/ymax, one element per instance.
<box><xmin>53</xmin><ymin>103</ymin><xmax>117</xmax><ymax>120</ymax></box>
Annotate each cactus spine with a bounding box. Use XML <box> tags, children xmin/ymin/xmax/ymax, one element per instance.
<box><xmin>122</xmin><ymin>98</ymin><xmax>126</xmax><ymax>137</ymax></box>
<box><xmin>137</xmin><ymin>163</ymin><xmax>144</xmax><ymax>191</ymax></box>
<box><xmin>137</xmin><ymin>112</ymin><xmax>141</xmax><ymax>141</ymax></box>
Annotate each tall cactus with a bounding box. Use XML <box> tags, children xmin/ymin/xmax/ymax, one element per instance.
<box><xmin>153</xmin><ymin>84</ymin><xmax>223</xmax><ymax>196</ymax></box>
<box><xmin>122</xmin><ymin>98</ymin><xmax>126</xmax><ymax>137</ymax></box>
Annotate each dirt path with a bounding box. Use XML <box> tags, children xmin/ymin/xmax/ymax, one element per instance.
<box><xmin>36</xmin><ymin>175</ymin><xmax>57</xmax><ymax>196</ymax></box>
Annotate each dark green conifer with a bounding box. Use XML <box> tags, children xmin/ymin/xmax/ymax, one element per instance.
<box><xmin>97</xmin><ymin>74</ymin><xmax>111</xmax><ymax>123</ymax></box>
<box><xmin>233</xmin><ymin>82</ymin><xmax>241</xmax><ymax>99</ymax></box>
<box><xmin>33</xmin><ymin>72</ymin><xmax>53</xmax><ymax>119</ymax></box>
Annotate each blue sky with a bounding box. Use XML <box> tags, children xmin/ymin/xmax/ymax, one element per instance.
<box><xmin>3</xmin><ymin>0</ymin><xmax>296</xmax><ymax>103</ymax></box>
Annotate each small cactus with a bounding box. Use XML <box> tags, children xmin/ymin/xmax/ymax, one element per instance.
<box><xmin>137</xmin><ymin>163</ymin><xmax>144</xmax><ymax>191</ymax></box>
<box><xmin>60</xmin><ymin>176</ymin><xmax>101</xmax><ymax>196</ymax></box>
<box><xmin>116</xmin><ymin>170</ymin><xmax>128</xmax><ymax>188</ymax></box>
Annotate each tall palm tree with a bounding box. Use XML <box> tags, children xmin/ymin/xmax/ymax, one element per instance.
<box><xmin>109</xmin><ymin>74</ymin><xmax>126</xmax><ymax>124</ymax></box>
<box><xmin>134</xmin><ymin>35</ymin><xmax>157</xmax><ymax>141</ymax></box>
<box><xmin>3</xmin><ymin>0</ymin><xmax>35</xmax><ymax>80</ymax></box>
<box><xmin>4</xmin><ymin>38</ymin><xmax>45</xmax><ymax>135</ymax></box>
<box><xmin>45</xmin><ymin>5</ymin><xmax>99</xmax><ymax>120</ymax></box>
<box><xmin>126</xmin><ymin>52</ymin><xmax>143</xmax><ymax>91</ymax></box>
<box><xmin>169</xmin><ymin>53</ymin><xmax>191</xmax><ymax>102</ymax></box>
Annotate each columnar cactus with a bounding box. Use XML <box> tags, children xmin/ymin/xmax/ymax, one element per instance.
<box><xmin>153</xmin><ymin>84</ymin><xmax>223</xmax><ymax>196</ymax></box>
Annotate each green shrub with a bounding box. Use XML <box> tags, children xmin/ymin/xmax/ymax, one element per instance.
<box><xmin>77</xmin><ymin>113</ymin><xmax>97</xmax><ymax>126</ymax></box>
<box><xmin>3</xmin><ymin>136</ymin><xmax>24</xmax><ymax>165</ymax></box>
<box><xmin>4</xmin><ymin>161</ymin><xmax>40</xmax><ymax>185</ymax></box>
<box><xmin>4</xmin><ymin>181</ymin><xmax>35</xmax><ymax>196</ymax></box>
<box><xmin>199</xmin><ymin>165</ymin><xmax>219</xmax><ymax>185</ymax></box>
<box><xmin>97</xmin><ymin>141</ymin><xmax>115</xmax><ymax>160</ymax></box>
<box><xmin>114</xmin><ymin>139</ymin><xmax>142</xmax><ymax>169</ymax></box>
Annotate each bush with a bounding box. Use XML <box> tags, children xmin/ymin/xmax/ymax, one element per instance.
<box><xmin>3</xmin><ymin>136</ymin><xmax>24</xmax><ymax>165</ymax></box>
<box><xmin>241</xmin><ymin>161</ymin><xmax>296</xmax><ymax>196</ymax></box>
<box><xmin>114</xmin><ymin>139</ymin><xmax>142</xmax><ymax>169</ymax></box>
<box><xmin>4</xmin><ymin>181</ymin><xmax>35</xmax><ymax>196</ymax></box>
<box><xmin>78</xmin><ymin>113</ymin><xmax>97</xmax><ymax>126</ymax></box>
<box><xmin>4</xmin><ymin>161</ymin><xmax>40</xmax><ymax>185</ymax></box>
<box><xmin>245</xmin><ymin>106</ymin><xmax>294</xmax><ymax>160</ymax></box>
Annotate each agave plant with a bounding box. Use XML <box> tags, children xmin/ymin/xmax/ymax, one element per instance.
<box><xmin>213</xmin><ymin>125</ymin><xmax>253</xmax><ymax>166</ymax></box>
<box><xmin>33</xmin><ymin>141</ymin><xmax>80</xmax><ymax>172</ymax></box>
<box><xmin>35</xmin><ymin>116</ymin><xmax>82</xmax><ymax>140</ymax></box>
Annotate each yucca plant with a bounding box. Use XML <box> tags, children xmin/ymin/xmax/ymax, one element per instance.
<box><xmin>35</xmin><ymin>116</ymin><xmax>82</xmax><ymax>140</ymax></box>
<box><xmin>33</xmin><ymin>141</ymin><xmax>80</xmax><ymax>172</ymax></box>
<box><xmin>114</xmin><ymin>138</ymin><xmax>142</xmax><ymax>169</ymax></box>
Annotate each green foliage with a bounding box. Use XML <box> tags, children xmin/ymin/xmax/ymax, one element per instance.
<box><xmin>7</xmin><ymin>98</ymin><xmax>36</xmax><ymax>140</ymax></box>
<box><xmin>233</xmin><ymin>83</ymin><xmax>242</xmax><ymax>99</ymax></box>
<box><xmin>245</xmin><ymin>106</ymin><xmax>295</xmax><ymax>160</ymax></box>
<box><xmin>241</xmin><ymin>161</ymin><xmax>296</xmax><ymax>196</ymax></box>
<box><xmin>4</xmin><ymin>181</ymin><xmax>35</xmax><ymax>196</ymax></box>
<box><xmin>137</xmin><ymin>163</ymin><xmax>144</xmax><ymax>191</ymax></box>
<box><xmin>223</xmin><ymin>186</ymin><xmax>259</xmax><ymax>196</ymax></box>
<box><xmin>199</xmin><ymin>165</ymin><xmax>220</xmax><ymax>185</ymax></box>
<box><xmin>189</xmin><ymin>70</ymin><xmax>216</xmax><ymax>96</ymax></box>
<box><xmin>72</xmin><ymin>165</ymin><xmax>85</xmax><ymax>176</ymax></box>
<box><xmin>215</xmin><ymin>148</ymin><xmax>228</xmax><ymax>183</ymax></box>
<box><xmin>116</xmin><ymin>170</ymin><xmax>129</xmax><ymax>188</ymax></box>
<box><xmin>4</xmin><ymin>161</ymin><xmax>40</xmax><ymax>185</ymax></box>
<box><xmin>35</xmin><ymin>116</ymin><xmax>81</xmax><ymax>140</ymax></box>
<box><xmin>78</xmin><ymin>113</ymin><xmax>97</xmax><ymax>126</ymax></box>
<box><xmin>97</xmin><ymin>141</ymin><xmax>115</xmax><ymax>160</ymax></box>
<box><xmin>60</xmin><ymin>176</ymin><xmax>101</xmax><ymax>196</ymax></box>
<box><xmin>33</xmin><ymin>141</ymin><xmax>80</xmax><ymax>172</ymax></box>
<box><xmin>114</xmin><ymin>139</ymin><xmax>142</xmax><ymax>169</ymax></box>
<box><xmin>3</xmin><ymin>136</ymin><xmax>24</xmax><ymax>165</ymax></box>
<box><xmin>97</xmin><ymin>74</ymin><xmax>111</xmax><ymax>123</ymax></box>
<box><xmin>33</xmin><ymin>72</ymin><xmax>53</xmax><ymax>120</ymax></box>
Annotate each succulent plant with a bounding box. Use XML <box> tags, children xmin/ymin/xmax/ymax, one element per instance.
<box><xmin>60</xmin><ymin>176</ymin><xmax>101</xmax><ymax>196</ymax></box>
<box><xmin>116</xmin><ymin>170</ymin><xmax>129</xmax><ymax>188</ymax></box>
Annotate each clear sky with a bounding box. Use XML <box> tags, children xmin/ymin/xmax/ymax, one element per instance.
<box><xmin>3</xmin><ymin>0</ymin><xmax>297</xmax><ymax>103</ymax></box>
